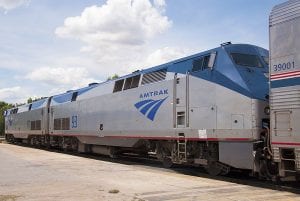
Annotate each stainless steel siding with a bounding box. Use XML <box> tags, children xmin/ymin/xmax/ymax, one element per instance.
<box><xmin>270</xmin><ymin>0</ymin><xmax>300</xmax><ymax>26</ymax></box>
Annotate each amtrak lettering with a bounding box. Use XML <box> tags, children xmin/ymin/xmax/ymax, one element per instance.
<box><xmin>139</xmin><ymin>89</ymin><xmax>168</xmax><ymax>99</ymax></box>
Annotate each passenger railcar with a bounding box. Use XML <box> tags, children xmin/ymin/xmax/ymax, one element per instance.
<box><xmin>4</xmin><ymin>43</ymin><xmax>270</xmax><ymax>176</ymax></box>
<box><xmin>269</xmin><ymin>0</ymin><xmax>300</xmax><ymax>181</ymax></box>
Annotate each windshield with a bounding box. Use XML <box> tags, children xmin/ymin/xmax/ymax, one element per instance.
<box><xmin>231</xmin><ymin>53</ymin><xmax>263</xmax><ymax>67</ymax></box>
<box><xmin>262</xmin><ymin>56</ymin><xmax>269</xmax><ymax>65</ymax></box>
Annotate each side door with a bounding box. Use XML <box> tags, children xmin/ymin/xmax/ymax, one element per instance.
<box><xmin>173</xmin><ymin>73</ymin><xmax>189</xmax><ymax>128</ymax></box>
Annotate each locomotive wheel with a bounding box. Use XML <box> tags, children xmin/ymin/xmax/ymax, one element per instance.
<box><xmin>109</xmin><ymin>147</ymin><xmax>119</xmax><ymax>159</ymax></box>
<box><xmin>204</xmin><ymin>161</ymin><xmax>222</xmax><ymax>176</ymax></box>
<box><xmin>162</xmin><ymin>157</ymin><xmax>173</xmax><ymax>168</ymax></box>
<box><xmin>6</xmin><ymin>134</ymin><xmax>15</xmax><ymax>143</ymax></box>
<box><xmin>45</xmin><ymin>135</ymin><xmax>51</xmax><ymax>149</ymax></box>
<box><xmin>71</xmin><ymin>137</ymin><xmax>78</xmax><ymax>152</ymax></box>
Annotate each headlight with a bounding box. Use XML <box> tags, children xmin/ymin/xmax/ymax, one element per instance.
<box><xmin>264</xmin><ymin>106</ymin><xmax>270</xmax><ymax>115</ymax></box>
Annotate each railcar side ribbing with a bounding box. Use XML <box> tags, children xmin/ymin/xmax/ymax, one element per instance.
<box><xmin>269</xmin><ymin>0</ymin><xmax>300</xmax><ymax>181</ymax></box>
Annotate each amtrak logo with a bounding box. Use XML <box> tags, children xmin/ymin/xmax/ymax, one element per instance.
<box><xmin>134</xmin><ymin>97</ymin><xmax>168</xmax><ymax>121</ymax></box>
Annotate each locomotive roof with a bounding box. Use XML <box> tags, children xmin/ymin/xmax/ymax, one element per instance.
<box><xmin>7</xmin><ymin>43</ymin><xmax>268</xmax><ymax>112</ymax></box>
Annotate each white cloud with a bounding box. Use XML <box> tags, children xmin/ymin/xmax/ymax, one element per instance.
<box><xmin>25</xmin><ymin>0</ymin><xmax>189</xmax><ymax>100</ymax></box>
<box><xmin>0</xmin><ymin>0</ymin><xmax>29</xmax><ymax>10</ymax></box>
<box><xmin>153</xmin><ymin>0</ymin><xmax>166</xmax><ymax>12</ymax></box>
<box><xmin>56</xmin><ymin>0</ymin><xmax>171</xmax><ymax>47</ymax></box>
<box><xmin>26</xmin><ymin>67</ymin><xmax>99</xmax><ymax>91</ymax></box>
<box><xmin>0</xmin><ymin>86</ymin><xmax>27</xmax><ymax>103</ymax></box>
<box><xmin>143</xmin><ymin>47</ymin><xmax>191</xmax><ymax>68</ymax></box>
<box><xmin>55</xmin><ymin>0</ymin><xmax>172</xmax><ymax>77</ymax></box>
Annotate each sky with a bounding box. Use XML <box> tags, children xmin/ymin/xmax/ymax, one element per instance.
<box><xmin>0</xmin><ymin>0</ymin><xmax>285</xmax><ymax>104</ymax></box>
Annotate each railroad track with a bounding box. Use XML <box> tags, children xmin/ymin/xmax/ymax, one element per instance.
<box><xmin>0</xmin><ymin>136</ymin><xmax>5</xmax><ymax>143</ymax></box>
<box><xmin>6</xmin><ymin>141</ymin><xmax>300</xmax><ymax>194</ymax></box>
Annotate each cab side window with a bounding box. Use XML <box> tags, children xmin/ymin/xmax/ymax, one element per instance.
<box><xmin>192</xmin><ymin>52</ymin><xmax>216</xmax><ymax>72</ymax></box>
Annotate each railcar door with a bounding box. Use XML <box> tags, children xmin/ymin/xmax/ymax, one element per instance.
<box><xmin>173</xmin><ymin>73</ymin><xmax>189</xmax><ymax>128</ymax></box>
<box><xmin>173</xmin><ymin>72</ymin><xmax>190</xmax><ymax>162</ymax></box>
<box><xmin>45</xmin><ymin>97</ymin><xmax>52</xmax><ymax>135</ymax></box>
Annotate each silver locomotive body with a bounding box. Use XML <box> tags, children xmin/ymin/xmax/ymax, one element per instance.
<box><xmin>5</xmin><ymin>43</ymin><xmax>269</xmax><ymax>176</ymax></box>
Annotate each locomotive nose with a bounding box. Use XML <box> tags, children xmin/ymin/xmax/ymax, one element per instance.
<box><xmin>245</xmin><ymin>68</ymin><xmax>269</xmax><ymax>101</ymax></box>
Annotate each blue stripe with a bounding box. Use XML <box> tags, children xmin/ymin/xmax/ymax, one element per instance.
<box><xmin>31</xmin><ymin>99</ymin><xmax>46</xmax><ymax>110</ymax></box>
<box><xmin>53</xmin><ymin>93</ymin><xmax>73</xmax><ymax>103</ymax></box>
<box><xmin>147</xmin><ymin>97</ymin><xmax>167</xmax><ymax>121</ymax></box>
<box><xmin>134</xmin><ymin>99</ymin><xmax>154</xmax><ymax>109</ymax></box>
<box><xmin>140</xmin><ymin>100</ymin><xmax>160</xmax><ymax>115</ymax></box>
<box><xmin>271</xmin><ymin>77</ymin><xmax>300</xmax><ymax>88</ymax></box>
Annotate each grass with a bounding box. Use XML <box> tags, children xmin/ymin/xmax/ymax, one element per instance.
<box><xmin>0</xmin><ymin>195</ymin><xmax>20</xmax><ymax>201</ymax></box>
<box><xmin>108</xmin><ymin>189</ymin><xmax>120</xmax><ymax>194</ymax></box>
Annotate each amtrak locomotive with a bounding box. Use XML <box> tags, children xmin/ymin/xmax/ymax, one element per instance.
<box><xmin>4</xmin><ymin>43</ymin><xmax>271</xmax><ymax>177</ymax></box>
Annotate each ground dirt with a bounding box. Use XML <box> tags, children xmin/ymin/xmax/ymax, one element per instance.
<box><xmin>0</xmin><ymin>143</ymin><xmax>299</xmax><ymax>201</ymax></box>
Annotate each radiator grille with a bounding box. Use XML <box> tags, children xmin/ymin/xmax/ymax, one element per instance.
<box><xmin>141</xmin><ymin>69</ymin><xmax>167</xmax><ymax>85</ymax></box>
<box><xmin>270</xmin><ymin>89</ymin><xmax>300</xmax><ymax>110</ymax></box>
<box><xmin>270</xmin><ymin>0</ymin><xmax>300</xmax><ymax>26</ymax></box>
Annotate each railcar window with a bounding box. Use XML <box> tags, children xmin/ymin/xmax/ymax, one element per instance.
<box><xmin>54</xmin><ymin>118</ymin><xmax>70</xmax><ymax>130</ymax></box>
<box><xmin>123</xmin><ymin>77</ymin><xmax>133</xmax><ymax>90</ymax></box>
<box><xmin>192</xmin><ymin>57</ymin><xmax>203</xmax><ymax>71</ymax></box>
<box><xmin>231</xmin><ymin>53</ymin><xmax>263</xmax><ymax>67</ymax></box>
<box><xmin>71</xmin><ymin>92</ymin><xmax>78</xmax><ymax>102</ymax></box>
<box><xmin>54</xmin><ymin>118</ymin><xmax>62</xmax><ymax>130</ymax></box>
<box><xmin>35</xmin><ymin>120</ymin><xmax>41</xmax><ymax>130</ymax></box>
<box><xmin>177</xmin><ymin>112</ymin><xmax>185</xmax><ymax>126</ymax></box>
<box><xmin>141</xmin><ymin>69</ymin><xmax>167</xmax><ymax>85</ymax></box>
<box><xmin>30</xmin><ymin>120</ymin><xmax>41</xmax><ymax>130</ymax></box>
<box><xmin>262</xmin><ymin>56</ymin><xmax>269</xmax><ymax>65</ymax></box>
<box><xmin>31</xmin><ymin>121</ymin><xmax>35</xmax><ymax>130</ymax></box>
<box><xmin>62</xmin><ymin>118</ymin><xmax>70</xmax><ymax>130</ymax></box>
<box><xmin>113</xmin><ymin>79</ymin><xmax>124</xmax><ymax>93</ymax></box>
<box><xmin>131</xmin><ymin>75</ymin><xmax>140</xmax><ymax>88</ymax></box>
<box><xmin>192</xmin><ymin>55</ymin><xmax>211</xmax><ymax>72</ymax></box>
<box><xmin>10</xmin><ymin>108</ymin><xmax>18</xmax><ymax>114</ymax></box>
<box><xmin>203</xmin><ymin>56</ymin><xmax>210</xmax><ymax>68</ymax></box>
<box><xmin>124</xmin><ymin>75</ymin><xmax>141</xmax><ymax>90</ymax></box>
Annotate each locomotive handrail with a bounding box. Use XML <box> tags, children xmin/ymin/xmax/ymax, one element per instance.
<box><xmin>273</xmin><ymin>128</ymin><xmax>292</xmax><ymax>131</ymax></box>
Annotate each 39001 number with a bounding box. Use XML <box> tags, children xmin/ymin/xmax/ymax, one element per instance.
<box><xmin>273</xmin><ymin>61</ymin><xmax>295</xmax><ymax>72</ymax></box>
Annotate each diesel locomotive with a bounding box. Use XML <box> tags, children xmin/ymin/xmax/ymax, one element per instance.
<box><xmin>4</xmin><ymin>43</ymin><xmax>271</xmax><ymax>177</ymax></box>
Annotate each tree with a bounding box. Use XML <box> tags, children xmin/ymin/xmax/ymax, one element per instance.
<box><xmin>27</xmin><ymin>97</ymin><xmax>46</xmax><ymax>104</ymax></box>
<box><xmin>0</xmin><ymin>101</ymin><xmax>13</xmax><ymax>136</ymax></box>
<box><xmin>27</xmin><ymin>97</ymin><xmax>33</xmax><ymax>103</ymax></box>
<box><xmin>106</xmin><ymin>74</ymin><xmax>119</xmax><ymax>81</ymax></box>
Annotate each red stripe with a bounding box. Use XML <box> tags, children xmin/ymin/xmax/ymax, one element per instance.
<box><xmin>271</xmin><ymin>70</ymin><xmax>300</xmax><ymax>80</ymax></box>
<box><xmin>100</xmin><ymin>135</ymin><xmax>253</xmax><ymax>142</ymax></box>
<box><xmin>50</xmin><ymin>133</ymin><xmax>96</xmax><ymax>138</ymax></box>
<box><xmin>8</xmin><ymin>132</ymin><xmax>253</xmax><ymax>142</ymax></box>
<box><xmin>271</xmin><ymin>70</ymin><xmax>300</xmax><ymax>77</ymax></box>
<box><xmin>52</xmin><ymin>134</ymin><xmax>252</xmax><ymax>141</ymax></box>
<box><xmin>272</xmin><ymin>142</ymin><xmax>300</xmax><ymax>146</ymax></box>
